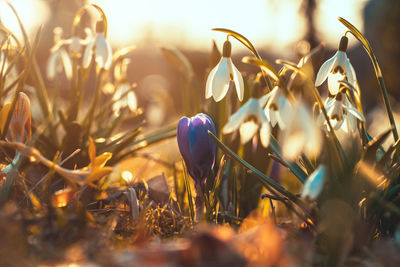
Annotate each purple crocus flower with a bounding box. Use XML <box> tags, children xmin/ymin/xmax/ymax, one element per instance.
<box><xmin>177</xmin><ymin>113</ymin><xmax>217</xmax><ymax>192</ymax></box>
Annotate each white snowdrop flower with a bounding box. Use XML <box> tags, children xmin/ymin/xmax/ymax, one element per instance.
<box><xmin>319</xmin><ymin>92</ymin><xmax>365</xmax><ymax>133</ymax></box>
<box><xmin>67</xmin><ymin>27</ymin><xmax>93</xmax><ymax>57</ymax></box>
<box><xmin>281</xmin><ymin>102</ymin><xmax>322</xmax><ymax>161</ymax></box>
<box><xmin>262</xmin><ymin>86</ymin><xmax>290</xmax><ymax>130</ymax></box>
<box><xmin>223</xmin><ymin>97</ymin><xmax>270</xmax><ymax>147</ymax></box>
<box><xmin>82</xmin><ymin>20</ymin><xmax>112</xmax><ymax>70</ymax></box>
<box><xmin>205</xmin><ymin>40</ymin><xmax>244</xmax><ymax>102</ymax></box>
<box><xmin>315</xmin><ymin>36</ymin><xmax>357</xmax><ymax>95</ymax></box>
<box><xmin>46</xmin><ymin>27</ymin><xmax>72</xmax><ymax>80</ymax></box>
<box><xmin>301</xmin><ymin>165</ymin><xmax>326</xmax><ymax>200</ymax></box>
<box><xmin>112</xmin><ymin>83</ymin><xmax>137</xmax><ymax>116</ymax></box>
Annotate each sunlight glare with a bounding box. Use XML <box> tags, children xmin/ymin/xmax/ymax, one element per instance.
<box><xmin>0</xmin><ymin>0</ymin><xmax>49</xmax><ymax>40</ymax></box>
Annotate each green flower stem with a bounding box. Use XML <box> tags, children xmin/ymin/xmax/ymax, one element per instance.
<box><xmin>378</xmin><ymin>76</ymin><xmax>398</xmax><ymax>141</ymax></box>
<box><xmin>208</xmin><ymin>131</ymin><xmax>312</xmax><ymax>219</ymax></box>
<box><xmin>84</xmin><ymin>68</ymin><xmax>105</xmax><ymax>140</ymax></box>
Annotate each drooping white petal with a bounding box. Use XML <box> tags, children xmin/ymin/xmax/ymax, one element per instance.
<box><xmin>331</xmin><ymin>119</ymin><xmax>344</xmax><ymax>130</ymax></box>
<box><xmin>94</xmin><ymin>34</ymin><xmax>113</xmax><ymax>70</ymax></box>
<box><xmin>345</xmin><ymin>114</ymin><xmax>357</xmax><ymax>133</ymax></box>
<box><xmin>223</xmin><ymin>101</ymin><xmax>250</xmax><ymax>134</ymax></box>
<box><xmin>275</xmin><ymin>110</ymin><xmax>287</xmax><ymax>130</ymax></box>
<box><xmin>82</xmin><ymin>40</ymin><xmax>95</xmax><ymax>68</ymax></box>
<box><xmin>301</xmin><ymin>165</ymin><xmax>326</xmax><ymax>199</ymax></box>
<box><xmin>282</xmin><ymin>130</ymin><xmax>305</xmax><ymax>161</ymax></box>
<box><xmin>260</xmin><ymin>122</ymin><xmax>271</xmax><ymax>148</ymax></box>
<box><xmin>46</xmin><ymin>50</ymin><xmax>60</xmax><ymax>80</ymax></box>
<box><xmin>345</xmin><ymin>57</ymin><xmax>358</xmax><ymax>91</ymax></box>
<box><xmin>205</xmin><ymin>64</ymin><xmax>218</xmax><ymax>99</ymax></box>
<box><xmin>230</xmin><ymin>58</ymin><xmax>244</xmax><ymax>101</ymax></box>
<box><xmin>327</xmin><ymin>72</ymin><xmax>346</xmax><ymax>95</ymax></box>
<box><xmin>269</xmin><ymin>110</ymin><xmax>278</xmax><ymax>128</ymax></box>
<box><xmin>127</xmin><ymin>91</ymin><xmax>138</xmax><ymax>111</ymax></box>
<box><xmin>239</xmin><ymin>120</ymin><xmax>259</xmax><ymax>144</ymax></box>
<box><xmin>60</xmin><ymin>49</ymin><xmax>72</xmax><ymax>79</ymax></box>
<box><xmin>259</xmin><ymin>89</ymin><xmax>275</xmax><ymax>107</ymax></box>
<box><xmin>211</xmin><ymin>58</ymin><xmax>231</xmax><ymax>102</ymax></box>
<box><xmin>315</xmin><ymin>52</ymin><xmax>337</xmax><ymax>86</ymax></box>
<box><xmin>346</xmin><ymin>105</ymin><xmax>365</xmax><ymax>121</ymax></box>
<box><xmin>335</xmin><ymin>51</ymin><xmax>347</xmax><ymax>72</ymax></box>
<box><xmin>255</xmin><ymin>99</ymin><xmax>269</xmax><ymax>123</ymax></box>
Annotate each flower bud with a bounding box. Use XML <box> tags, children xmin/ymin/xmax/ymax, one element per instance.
<box><xmin>0</xmin><ymin>92</ymin><xmax>31</xmax><ymax>143</ymax></box>
<box><xmin>177</xmin><ymin>113</ymin><xmax>216</xmax><ymax>190</ymax></box>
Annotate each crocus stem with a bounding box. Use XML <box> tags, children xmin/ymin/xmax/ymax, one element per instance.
<box><xmin>195</xmin><ymin>193</ymin><xmax>204</xmax><ymax>222</ymax></box>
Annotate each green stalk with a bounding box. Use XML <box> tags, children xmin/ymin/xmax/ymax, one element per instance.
<box><xmin>338</xmin><ymin>17</ymin><xmax>398</xmax><ymax>141</ymax></box>
<box><xmin>378</xmin><ymin>77</ymin><xmax>398</xmax><ymax>140</ymax></box>
<box><xmin>84</xmin><ymin>68</ymin><xmax>105</xmax><ymax>140</ymax></box>
<box><xmin>208</xmin><ymin>131</ymin><xmax>312</xmax><ymax>218</ymax></box>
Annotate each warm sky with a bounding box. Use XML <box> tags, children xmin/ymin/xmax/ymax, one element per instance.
<box><xmin>0</xmin><ymin>0</ymin><xmax>368</xmax><ymax>52</ymax></box>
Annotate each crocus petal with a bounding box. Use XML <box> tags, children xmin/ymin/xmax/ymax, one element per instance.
<box><xmin>211</xmin><ymin>58</ymin><xmax>231</xmax><ymax>102</ymax></box>
<box><xmin>187</xmin><ymin>114</ymin><xmax>216</xmax><ymax>181</ymax></box>
<box><xmin>259</xmin><ymin>122</ymin><xmax>271</xmax><ymax>148</ymax></box>
<box><xmin>205</xmin><ymin>64</ymin><xmax>218</xmax><ymax>99</ymax></box>
<box><xmin>239</xmin><ymin>121</ymin><xmax>259</xmax><ymax>144</ymax></box>
<box><xmin>223</xmin><ymin>101</ymin><xmax>250</xmax><ymax>134</ymax></box>
<box><xmin>82</xmin><ymin>40</ymin><xmax>95</xmax><ymax>68</ymax></box>
<box><xmin>315</xmin><ymin>52</ymin><xmax>337</xmax><ymax>86</ymax></box>
<box><xmin>230</xmin><ymin>58</ymin><xmax>244</xmax><ymax>101</ymax></box>
<box><xmin>177</xmin><ymin>117</ymin><xmax>192</xmax><ymax>172</ymax></box>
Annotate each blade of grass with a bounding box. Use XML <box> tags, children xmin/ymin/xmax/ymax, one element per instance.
<box><xmin>7</xmin><ymin>2</ymin><xmax>52</xmax><ymax>123</ymax></box>
<box><xmin>182</xmin><ymin>160</ymin><xmax>194</xmax><ymax>223</ymax></box>
<box><xmin>1</xmin><ymin>27</ymin><xmax>42</xmax><ymax>140</ymax></box>
<box><xmin>269</xmin><ymin>137</ymin><xmax>307</xmax><ymax>183</ymax></box>
<box><xmin>208</xmin><ymin>131</ymin><xmax>312</xmax><ymax>217</ymax></box>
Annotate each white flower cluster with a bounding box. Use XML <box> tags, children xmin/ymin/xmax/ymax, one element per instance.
<box><xmin>205</xmin><ymin>34</ymin><xmax>366</xmax><ymax>200</ymax></box>
<box><xmin>47</xmin><ymin>19</ymin><xmax>112</xmax><ymax>81</ymax></box>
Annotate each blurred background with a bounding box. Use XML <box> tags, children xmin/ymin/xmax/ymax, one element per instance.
<box><xmin>0</xmin><ymin>0</ymin><xmax>399</xmax><ymax>141</ymax></box>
